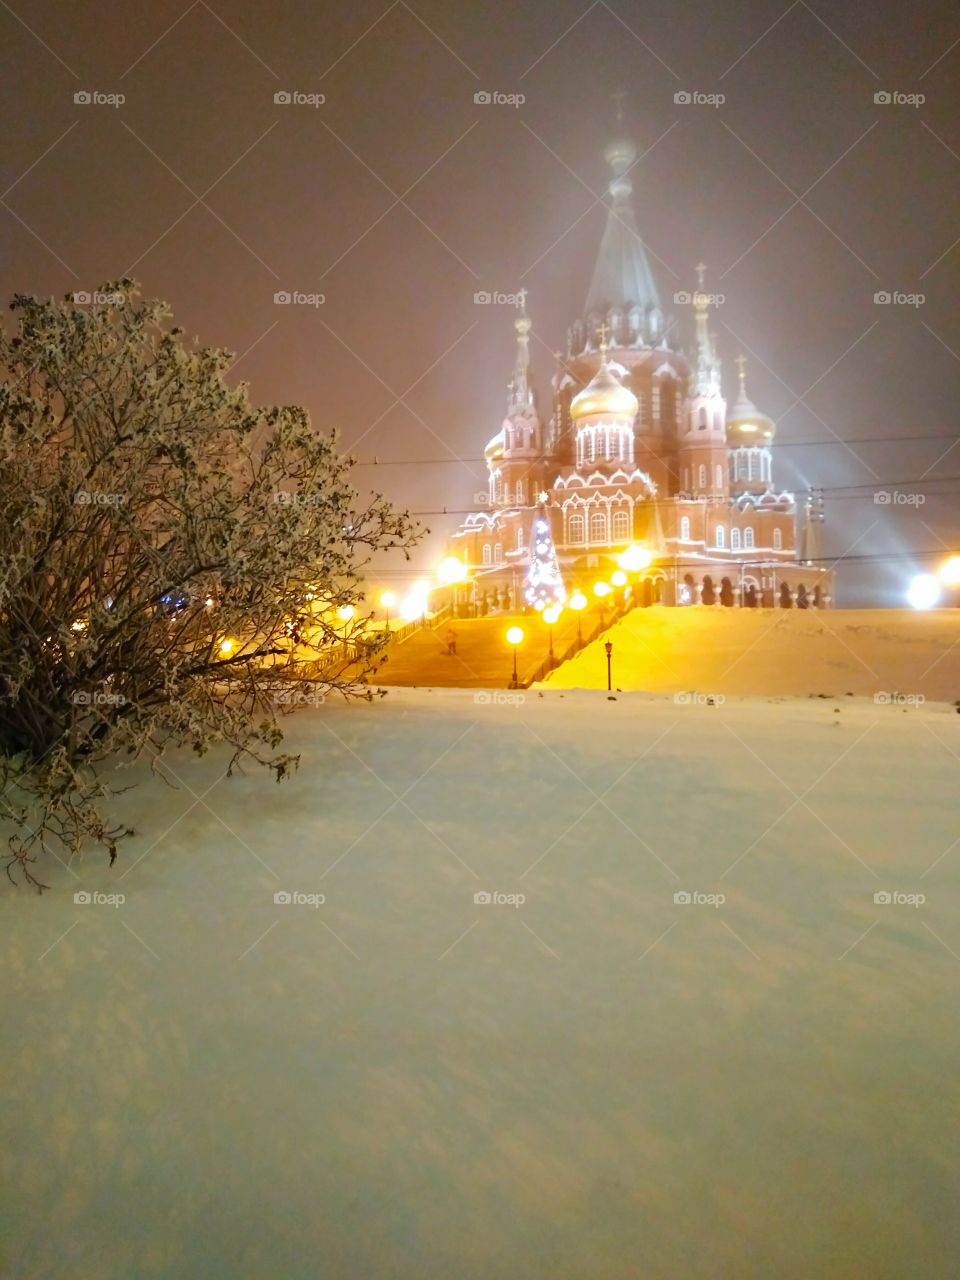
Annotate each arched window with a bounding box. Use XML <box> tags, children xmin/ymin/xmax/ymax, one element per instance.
<box><xmin>568</xmin><ymin>513</ymin><xmax>585</xmax><ymax>545</ymax></box>
<box><xmin>494</xmin><ymin>543</ymin><xmax>503</xmax><ymax>563</ymax></box>
<box><xmin>683</xmin><ymin>467</ymin><xmax>690</xmax><ymax>491</ymax></box>
<box><xmin>636</xmin><ymin>393</ymin><xmax>646</xmax><ymax>426</ymax></box>
<box><xmin>680</xmin><ymin>516</ymin><xmax>691</xmax><ymax>541</ymax></box>
<box><xmin>715</xmin><ymin>463</ymin><xmax>723</xmax><ymax>491</ymax></box>
<box><xmin>773</xmin><ymin>528</ymin><xmax>782</xmax><ymax>551</ymax></box>
<box><xmin>515</xmin><ymin>480</ymin><xmax>525</xmax><ymax>505</ymax></box>
<box><xmin>698</xmin><ymin>406</ymin><xmax>708</xmax><ymax>430</ymax></box>
<box><xmin>730</xmin><ymin>528</ymin><xmax>741</xmax><ymax>550</ymax></box>
<box><xmin>652</xmin><ymin>385</ymin><xmax>660</xmax><ymax>421</ymax></box>
<box><xmin>589</xmin><ymin>510</ymin><xmax>607</xmax><ymax>543</ymax></box>
<box><xmin>744</xmin><ymin>527</ymin><xmax>754</xmax><ymax>548</ymax></box>
<box><xmin>612</xmin><ymin>509</ymin><xmax>630</xmax><ymax>542</ymax></box>
<box><xmin>661</xmin><ymin>380</ymin><xmax>677</xmax><ymax>429</ymax></box>
<box><xmin>517</xmin><ymin>527</ymin><xmax>524</xmax><ymax>551</ymax></box>
<box><xmin>716</xmin><ymin>524</ymin><xmax>725</xmax><ymax>548</ymax></box>
<box><xmin>698</xmin><ymin>464</ymin><xmax>707</xmax><ymax>489</ymax></box>
<box><xmin>482</xmin><ymin>543</ymin><xmax>492</xmax><ymax>564</ymax></box>
<box><xmin>587</xmin><ymin>432</ymin><xmax>596</xmax><ymax>463</ymax></box>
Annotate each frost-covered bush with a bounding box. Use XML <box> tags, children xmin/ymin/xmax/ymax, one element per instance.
<box><xmin>0</xmin><ymin>282</ymin><xmax>417</xmax><ymax>888</ymax></box>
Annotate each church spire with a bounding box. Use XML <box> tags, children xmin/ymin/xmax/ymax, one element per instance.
<box><xmin>507</xmin><ymin>295</ymin><xmax>534</xmax><ymax>412</ymax></box>
<box><xmin>584</xmin><ymin>119</ymin><xmax>661</xmax><ymax>326</ymax></box>
<box><xmin>693</xmin><ymin>264</ymin><xmax>719</xmax><ymax>396</ymax></box>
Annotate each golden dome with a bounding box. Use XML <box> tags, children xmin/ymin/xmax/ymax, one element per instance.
<box><xmin>570</xmin><ymin>359</ymin><xmax>638</xmax><ymax>422</ymax></box>
<box><xmin>726</xmin><ymin>355</ymin><xmax>775</xmax><ymax>444</ymax></box>
<box><xmin>484</xmin><ymin>430</ymin><xmax>504</xmax><ymax>461</ymax></box>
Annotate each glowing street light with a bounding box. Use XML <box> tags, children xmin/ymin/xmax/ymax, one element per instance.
<box><xmin>219</xmin><ymin>637</ymin><xmax>237</xmax><ymax>657</ymax></box>
<box><xmin>506</xmin><ymin>625</ymin><xmax>524</xmax><ymax>688</ymax></box>
<box><xmin>593</xmin><ymin>581</ymin><xmax>612</xmax><ymax>598</ymax></box>
<box><xmin>542</xmin><ymin>602</ymin><xmax>562</xmax><ymax>665</ymax></box>
<box><xmin>399</xmin><ymin>582</ymin><xmax>431</xmax><ymax>624</ymax></box>
<box><xmin>618</xmin><ymin>544</ymin><xmax>653</xmax><ymax>573</ymax></box>
<box><xmin>611</xmin><ymin>569</ymin><xmax>627</xmax><ymax>588</ymax></box>
<box><xmin>336</xmin><ymin>604</ymin><xmax>355</xmax><ymax>622</ymax></box>
<box><xmin>938</xmin><ymin>556</ymin><xmax>960</xmax><ymax>587</ymax></box>
<box><xmin>436</xmin><ymin>555</ymin><xmax>467</xmax><ymax>586</ymax></box>
<box><xmin>907</xmin><ymin>573</ymin><xmax>941</xmax><ymax>611</ymax></box>
<box><xmin>380</xmin><ymin>590</ymin><xmax>397</xmax><ymax>630</ymax></box>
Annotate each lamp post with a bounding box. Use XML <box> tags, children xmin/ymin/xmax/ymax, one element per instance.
<box><xmin>506</xmin><ymin>625</ymin><xmax>524</xmax><ymax>688</ymax></box>
<box><xmin>380</xmin><ymin>590</ymin><xmax>396</xmax><ymax>632</ymax></box>
<box><xmin>336</xmin><ymin>604</ymin><xmax>355</xmax><ymax>657</ymax></box>
<box><xmin>605</xmin><ymin>640</ymin><xmax>613</xmax><ymax>691</ymax></box>
<box><xmin>542</xmin><ymin>603</ymin><xmax>561</xmax><ymax>666</ymax></box>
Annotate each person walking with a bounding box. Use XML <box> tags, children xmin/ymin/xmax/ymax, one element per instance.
<box><xmin>445</xmin><ymin>627</ymin><xmax>458</xmax><ymax>656</ymax></box>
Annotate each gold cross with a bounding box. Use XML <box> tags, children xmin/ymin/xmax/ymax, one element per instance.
<box><xmin>695</xmin><ymin>262</ymin><xmax>707</xmax><ymax>291</ymax></box>
<box><xmin>597</xmin><ymin>321</ymin><xmax>610</xmax><ymax>352</ymax></box>
<box><xmin>735</xmin><ymin>353</ymin><xmax>747</xmax><ymax>382</ymax></box>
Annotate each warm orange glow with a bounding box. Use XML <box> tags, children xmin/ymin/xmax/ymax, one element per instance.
<box><xmin>436</xmin><ymin>555</ymin><xmax>467</xmax><ymax>586</ymax></box>
<box><xmin>593</xmin><ymin>581</ymin><xmax>612</xmax><ymax>598</ymax></box>
<box><xmin>569</xmin><ymin>590</ymin><xmax>588</xmax><ymax>611</ymax></box>
<box><xmin>336</xmin><ymin>605</ymin><xmax>355</xmax><ymax>622</ymax></box>
<box><xmin>380</xmin><ymin>590</ymin><xmax>398</xmax><ymax>609</ymax></box>
<box><xmin>618</xmin><ymin>544</ymin><xmax>653</xmax><ymax>573</ymax></box>
<box><xmin>542</xmin><ymin>604</ymin><xmax>562</xmax><ymax>625</ymax></box>
<box><xmin>506</xmin><ymin>626</ymin><xmax>524</xmax><ymax>646</ymax></box>
<box><xmin>611</xmin><ymin>569</ymin><xmax>627</xmax><ymax>587</ymax></box>
<box><xmin>219</xmin><ymin>637</ymin><xmax>237</xmax><ymax>656</ymax></box>
<box><xmin>938</xmin><ymin>555</ymin><xmax>960</xmax><ymax>587</ymax></box>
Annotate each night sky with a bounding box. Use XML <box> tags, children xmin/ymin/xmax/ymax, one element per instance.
<box><xmin>3</xmin><ymin>0</ymin><xmax>959</xmax><ymax>604</ymax></box>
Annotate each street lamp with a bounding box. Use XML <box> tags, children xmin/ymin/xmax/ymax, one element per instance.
<box><xmin>593</xmin><ymin>581</ymin><xmax>611</xmax><ymax>598</ymax></box>
<box><xmin>380</xmin><ymin>590</ymin><xmax>397</xmax><ymax>630</ymax></box>
<box><xmin>907</xmin><ymin>574</ymin><xmax>941</xmax><ymax>611</ymax></box>
<box><xmin>506</xmin><ymin>625</ymin><xmax>524</xmax><ymax>688</ymax></box>
<box><xmin>569</xmin><ymin>590</ymin><xmax>587</xmax><ymax>646</ymax></box>
<box><xmin>336</xmin><ymin>604</ymin><xmax>355</xmax><ymax>656</ymax></box>
<box><xmin>542</xmin><ymin>603</ymin><xmax>561</xmax><ymax>665</ymax></box>
<box><xmin>605</xmin><ymin>640</ymin><xmax>613</xmax><ymax>691</ymax></box>
<box><xmin>618</xmin><ymin>544</ymin><xmax>653</xmax><ymax>573</ymax></box>
<box><xmin>939</xmin><ymin>556</ymin><xmax>960</xmax><ymax>604</ymax></box>
<box><xmin>611</xmin><ymin>569</ymin><xmax>627</xmax><ymax>588</ymax></box>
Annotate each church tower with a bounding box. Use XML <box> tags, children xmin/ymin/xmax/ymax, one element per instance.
<box><xmin>726</xmin><ymin>356</ymin><xmax>776</xmax><ymax>497</ymax></box>
<box><xmin>485</xmin><ymin>302</ymin><xmax>543</xmax><ymax>511</ymax></box>
<box><xmin>677</xmin><ymin>265</ymin><xmax>728</xmax><ymax>502</ymax></box>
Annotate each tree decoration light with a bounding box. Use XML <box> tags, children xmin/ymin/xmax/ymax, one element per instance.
<box><xmin>524</xmin><ymin>505</ymin><xmax>566</xmax><ymax>611</ymax></box>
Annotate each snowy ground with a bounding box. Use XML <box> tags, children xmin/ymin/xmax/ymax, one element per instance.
<box><xmin>3</xmin><ymin>687</ymin><xmax>960</xmax><ymax>1279</ymax></box>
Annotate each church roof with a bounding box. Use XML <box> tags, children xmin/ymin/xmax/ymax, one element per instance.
<box><xmin>585</xmin><ymin>138</ymin><xmax>660</xmax><ymax>317</ymax></box>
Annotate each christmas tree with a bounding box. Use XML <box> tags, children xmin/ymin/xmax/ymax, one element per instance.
<box><xmin>524</xmin><ymin>499</ymin><xmax>566</xmax><ymax>611</ymax></box>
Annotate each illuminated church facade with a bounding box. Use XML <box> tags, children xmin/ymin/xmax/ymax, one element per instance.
<box><xmin>448</xmin><ymin>133</ymin><xmax>833</xmax><ymax>610</ymax></box>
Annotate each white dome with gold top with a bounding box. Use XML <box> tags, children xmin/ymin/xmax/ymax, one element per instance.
<box><xmin>726</xmin><ymin>355</ymin><xmax>775</xmax><ymax>444</ymax></box>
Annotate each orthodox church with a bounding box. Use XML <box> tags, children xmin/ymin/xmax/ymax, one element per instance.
<box><xmin>448</xmin><ymin>132</ymin><xmax>833</xmax><ymax>610</ymax></box>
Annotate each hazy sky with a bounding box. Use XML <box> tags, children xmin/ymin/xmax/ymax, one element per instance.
<box><xmin>2</xmin><ymin>0</ymin><xmax>958</xmax><ymax>603</ymax></box>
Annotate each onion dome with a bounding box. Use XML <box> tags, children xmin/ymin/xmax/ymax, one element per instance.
<box><xmin>484</xmin><ymin>430</ymin><xmax>504</xmax><ymax>462</ymax></box>
<box><xmin>726</xmin><ymin>355</ymin><xmax>775</xmax><ymax>444</ymax></box>
<box><xmin>570</xmin><ymin>345</ymin><xmax>638</xmax><ymax>422</ymax></box>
